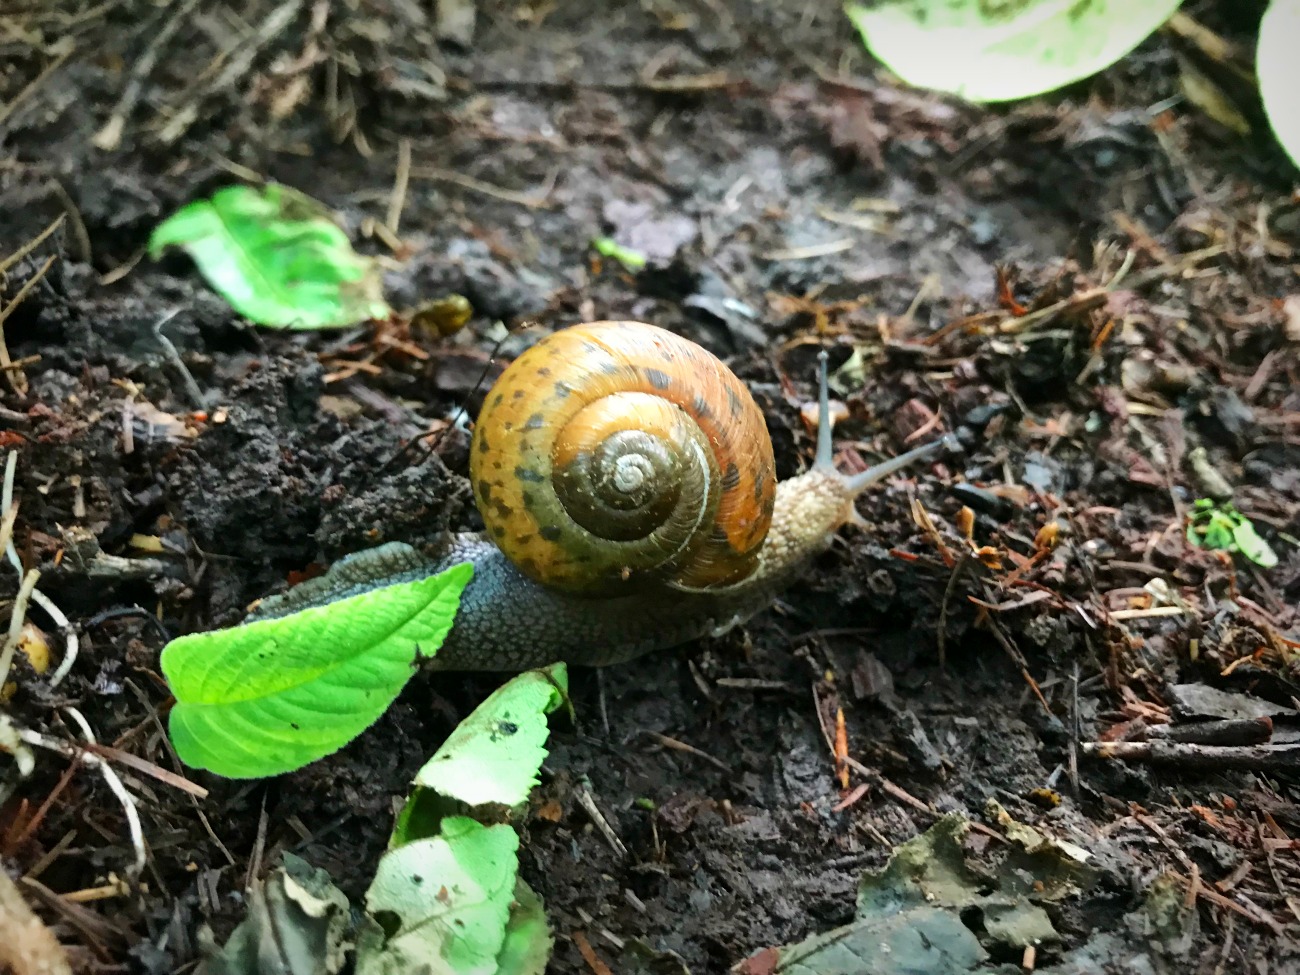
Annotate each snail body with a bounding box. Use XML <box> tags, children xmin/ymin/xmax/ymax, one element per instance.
<box><xmin>253</xmin><ymin>321</ymin><xmax>953</xmax><ymax>670</ymax></box>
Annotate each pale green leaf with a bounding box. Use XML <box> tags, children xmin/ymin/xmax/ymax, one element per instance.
<box><xmin>495</xmin><ymin>881</ymin><xmax>552</xmax><ymax>975</ymax></box>
<box><xmin>1186</xmin><ymin>499</ymin><xmax>1278</xmax><ymax>569</ymax></box>
<box><xmin>845</xmin><ymin>0</ymin><xmax>1183</xmax><ymax>104</ymax></box>
<box><xmin>418</xmin><ymin>664</ymin><xmax>568</xmax><ymax>809</ymax></box>
<box><xmin>390</xmin><ymin>665</ymin><xmax>568</xmax><ymax>849</ymax></box>
<box><xmin>1259</xmin><ymin>0</ymin><xmax>1300</xmax><ymax>169</ymax></box>
<box><xmin>357</xmin><ymin>818</ymin><xmax>519</xmax><ymax>975</ymax></box>
<box><xmin>148</xmin><ymin>183</ymin><xmax>391</xmax><ymax>329</ymax></box>
<box><xmin>162</xmin><ymin>563</ymin><xmax>473</xmax><ymax>779</ymax></box>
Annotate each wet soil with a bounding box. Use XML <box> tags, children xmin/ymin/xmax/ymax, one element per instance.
<box><xmin>3</xmin><ymin>1</ymin><xmax>1300</xmax><ymax>973</ymax></box>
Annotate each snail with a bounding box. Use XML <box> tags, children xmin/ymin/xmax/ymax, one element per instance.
<box><xmin>252</xmin><ymin>321</ymin><xmax>955</xmax><ymax>670</ymax></box>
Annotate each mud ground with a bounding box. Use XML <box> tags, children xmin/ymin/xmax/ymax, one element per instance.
<box><xmin>3</xmin><ymin>1</ymin><xmax>1300</xmax><ymax>972</ymax></box>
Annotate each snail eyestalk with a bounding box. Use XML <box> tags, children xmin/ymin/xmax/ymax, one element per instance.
<box><xmin>845</xmin><ymin>433</ymin><xmax>959</xmax><ymax>496</ymax></box>
<box><xmin>814</xmin><ymin>349</ymin><xmax>834</xmax><ymax>471</ymax></box>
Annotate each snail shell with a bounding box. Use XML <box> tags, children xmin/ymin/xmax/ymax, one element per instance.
<box><xmin>469</xmin><ymin>321</ymin><xmax>776</xmax><ymax>594</ymax></box>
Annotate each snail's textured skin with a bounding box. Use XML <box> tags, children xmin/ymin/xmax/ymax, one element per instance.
<box><xmin>248</xmin><ymin>321</ymin><xmax>955</xmax><ymax>671</ymax></box>
<box><xmin>250</xmin><ymin>469</ymin><xmax>905</xmax><ymax>670</ymax></box>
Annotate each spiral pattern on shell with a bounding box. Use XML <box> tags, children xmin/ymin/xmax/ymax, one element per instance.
<box><xmin>469</xmin><ymin>321</ymin><xmax>777</xmax><ymax>593</ymax></box>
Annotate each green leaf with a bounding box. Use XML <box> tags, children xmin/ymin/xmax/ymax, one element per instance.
<box><xmin>1185</xmin><ymin>499</ymin><xmax>1278</xmax><ymax>568</ymax></box>
<box><xmin>495</xmin><ymin>881</ymin><xmax>553</xmax><ymax>975</ymax></box>
<box><xmin>425</xmin><ymin>665</ymin><xmax>567</xmax><ymax>807</ymax></box>
<box><xmin>845</xmin><ymin>0</ymin><xmax>1183</xmax><ymax>104</ymax></box>
<box><xmin>1230</xmin><ymin>516</ymin><xmax>1279</xmax><ymax>569</ymax></box>
<box><xmin>162</xmin><ymin>563</ymin><xmax>473</xmax><ymax>779</ymax></box>
<box><xmin>356</xmin><ymin>817</ymin><xmax>520</xmax><ymax>975</ymax></box>
<box><xmin>391</xmin><ymin>665</ymin><xmax>568</xmax><ymax>848</ymax></box>
<box><xmin>1259</xmin><ymin>0</ymin><xmax>1300</xmax><ymax>170</ymax></box>
<box><xmin>148</xmin><ymin>183</ymin><xmax>391</xmax><ymax>329</ymax></box>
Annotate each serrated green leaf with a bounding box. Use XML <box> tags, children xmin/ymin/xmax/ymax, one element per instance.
<box><xmin>148</xmin><ymin>183</ymin><xmax>391</xmax><ymax>329</ymax></box>
<box><xmin>1259</xmin><ymin>0</ymin><xmax>1300</xmax><ymax>170</ymax></box>
<box><xmin>162</xmin><ymin>563</ymin><xmax>473</xmax><ymax>779</ymax></box>
<box><xmin>357</xmin><ymin>818</ymin><xmax>519</xmax><ymax>975</ymax></box>
<box><xmin>845</xmin><ymin>0</ymin><xmax>1183</xmax><ymax>104</ymax></box>
<box><xmin>390</xmin><ymin>665</ymin><xmax>567</xmax><ymax>848</ymax></box>
<box><xmin>495</xmin><ymin>881</ymin><xmax>552</xmax><ymax>975</ymax></box>
<box><xmin>420</xmin><ymin>665</ymin><xmax>568</xmax><ymax>808</ymax></box>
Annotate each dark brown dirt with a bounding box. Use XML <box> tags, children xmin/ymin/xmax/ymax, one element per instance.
<box><xmin>3</xmin><ymin>2</ymin><xmax>1300</xmax><ymax>973</ymax></box>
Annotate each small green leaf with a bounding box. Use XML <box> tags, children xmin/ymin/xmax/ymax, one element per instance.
<box><xmin>419</xmin><ymin>664</ymin><xmax>567</xmax><ymax>808</ymax></box>
<box><xmin>591</xmin><ymin>236</ymin><xmax>647</xmax><ymax>270</ymax></box>
<box><xmin>391</xmin><ymin>665</ymin><xmax>568</xmax><ymax>848</ymax></box>
<box><xmin>357</xmin><ymin>817</ymin><xmax>520</xmax><ymax>975</ymax></box>
<box><xmin>1230</xmin><ymin>517</ymin><xmax>1279</xmax><ymax>569</ymax></box>
<box><xmin>495</xmin><ymin>881</ymin><xmax>553</xmax><ymax>975</ymax></box>
<box><xmin>162</xmin><ymin>563</ymin><xmax>473</xmax><ymax>779</ymax></box>
<box><xmin>1259</xmin><ymin>0</ymin><xmax>1300</xmax><ymax>170</ymax></box>
<box><xmin>148</xmin><ymin>183</ymin><xmax>391</xmax><ymax>329</ymax></box>
<box><xmin>845</xmin><ymin>0</ymin><xmax>1183</xmax><ymax>104</ymax></box>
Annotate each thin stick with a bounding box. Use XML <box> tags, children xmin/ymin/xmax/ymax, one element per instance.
<box><xmin>0</xmin><ymin>569</ymin><xmax>40</xmax><ymax>689</ymax></box>
<box><xmin>92</xmin><ymin>0</ymin><xmax>202</xmax><ymax>150</ymax></box>
<box><xmin>63</xmin><ymin>708</ymin><xmax>148</xmax><ymax>879</ymax></box>
<box><xmin>386</xmin><ymin>138</ymin><xmax>411</xmax><ymax>235</ymax></box>
<box><xmin>0</xmin><ymin>47</ymin><xmax>74</xmax><ymax>130</ymax></box>
<box><xmin>151</xmin><ymin>308</ymin><xmax>208</xmax><ymax>410</ymax></box>
<box><xmin>0</xmin><ymin>255</ymin><xmax>56</xmax><ymax>395</ymax></box>
<box><xmin>410</xmin><ymin>165</ymin><xmax>556</xmax><ymax>209</ymax></box>
<box><xmin>0</xmin><ymin>215</ymin><xmax>65</xmax><ymax>276</ymax></box>
<box><xmin>1083</xmin><ymin>740</ymin><xmax>1300</xmax><ymax>773</ymax></box>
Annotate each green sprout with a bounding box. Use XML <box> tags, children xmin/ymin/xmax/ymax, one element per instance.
<box><xmin>1186</xmin><ymin>498</ymin><xmax>1278</xmax><ymax>568</ymax></box>
<box><xmin>591</xmin><ymin>236</ymin><xmax>647</xmax><ymax>271</ymax></box>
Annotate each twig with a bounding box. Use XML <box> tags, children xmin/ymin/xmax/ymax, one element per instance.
<box><xmin>0</xmin><ymin>215</ymin><xmax>65</xmax><ymax>277</ymax></box>
<box><xmin>1170</xmin><ymin>869</ymin><xmax>1287</xmax><ymax>937</ymax></box>
<box><xmin>644</xmin><ymin>731</ymin><xmax>731</xmax><ymax>772</ymax></box>
<box><xmin>937</xmin><ymin>550</ymin><xmax>976</xmax><ymax>669</ymax></box>
<box><xmin>151</xmin><ymin>308</ymin><xmax>208</xmax><ymax>410</ymax></box>
<box><xmin>409</xmin><ymin>165</ymin><xmax>556</xmax><ymax>209</ymax></box>
<box><xmin>43</xmin><ymin>180</ymin><xmax>92</xmax><ymax>264</ymax></box>
<box><xmin>1146</xmin><ymin>717</ymin><xmax>1272</xmax><ymax>746</ymax></box>
<box><xmin>574</xmin><ymin>783</ymin><xmax>628</xmax><ymax>858</ymax></box>
<box><xmin>0</xmin><ymin>568</ymin><xmax>40</xmax><ymax>689</ymax></box>
<box><xmin>16</xmin><ymin>724</ymin><xmax>149</xmax><ymax>879</ymax></box>
<box><xmin>0</xmin><ymin>254</ymin><xmax>56</xmax><ymax>395</ymax></box>
<box><xmin>1083</xmin><ymin>740</ymin><xmax>1300</xmax><ymax>773</ymax></box>
<box><xmin>842</xmin><ymin>756</ymin><xmax>935</xmax><ymax>817</ymax></box>
<box><xmin>80</xmin><ymin>741</ymin><xmax>208</xmax><ymax>798</ymax></box>
<box><xmin>0</xmin><ymin>47</ymin><xmax>74</xmax><ymax>130</ymax></box>
<box><xmin>0</xmin><ymin>870</ymin><xmax>72</xmax><ymax>975</ymax></box>
<box><xmin>386</xmin><ymin>138</ymin><xmax>411</xmax><ymax>235</ymax></box>
<box><xmin>93</xmin><ymin>0</ymin><xmax>203</xmax><ymax>150</ymax></box>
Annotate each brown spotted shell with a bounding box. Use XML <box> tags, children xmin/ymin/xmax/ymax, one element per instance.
<box><xmin>469</xmin><ymin>321</ymin><xmax>777</xmax><ymax>594</ymax></box>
